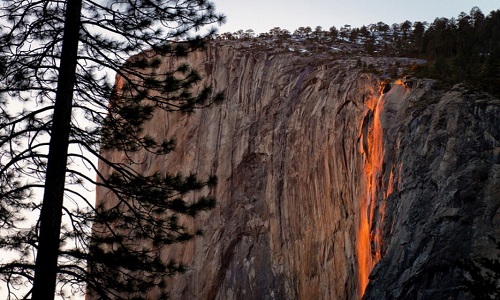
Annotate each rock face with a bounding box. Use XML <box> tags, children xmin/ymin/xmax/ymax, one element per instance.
<box><xmin>97</xmin><ymin>42</ymin><xmax>500</xmax><ymax>299</ymax></box>
<box><xmin>364</xmin><ymin>83</ymin><xmax>500</xmax><ymax>299</ymax></box>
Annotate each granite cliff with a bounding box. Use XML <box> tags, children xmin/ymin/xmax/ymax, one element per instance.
<box><xmin>96</xmin><ymin>42</ymin><xmax>500</xmax><ymax>299</ymax></box>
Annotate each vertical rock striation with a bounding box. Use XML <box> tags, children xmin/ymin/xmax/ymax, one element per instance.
<box><xmin>97</xmin><ymin>42</ymin><xmax>500</xmax><ymax>299</ymax></box>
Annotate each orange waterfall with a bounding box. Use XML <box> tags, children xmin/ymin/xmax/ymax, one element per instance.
<box><xmin>357</xmin><ymin>91</ymin><xmax>393</xmax><ymax>298</ymax></box>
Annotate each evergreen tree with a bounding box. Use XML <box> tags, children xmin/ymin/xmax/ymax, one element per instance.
<box><xmin>400</xmin><ymin>20</ymin><xmax>412</xmax><ymax>38</ymax></box>
<box><xmin>328</xmin><ymin>26</ymin><xmax>339</xmax><ymax>39</ymax></box>
<box><xmin>0</xmin><ymin>0</ymin><xmax>224</xmax><ymax>299</ymax></box>
<box><xmin>465</xmin><ymin>238</ymin><xmax>500</xmax><ymax>299</ymax></box>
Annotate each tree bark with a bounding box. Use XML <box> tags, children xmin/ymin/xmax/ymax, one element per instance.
<box><xmin>32</xmin><ymin>0</ymin><xmax>82</xmax><ymax>299</ymax></box>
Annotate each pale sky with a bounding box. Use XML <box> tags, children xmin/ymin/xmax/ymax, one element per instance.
<box><xmin>211</xmin><ymin>0</ymin><xmax>499</xmax><ymax>34</ymax></box>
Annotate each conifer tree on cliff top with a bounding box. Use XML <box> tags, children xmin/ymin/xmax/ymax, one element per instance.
<box><xmin>0</xmin><ymin>0</ymin><xmax>224</xmax><ymax>299</ymax></box>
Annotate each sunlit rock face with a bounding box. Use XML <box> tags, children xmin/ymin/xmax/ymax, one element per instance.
<box><xmin>97</xmin><ymin>42</ymin><xmax>500</xmax><ymax>300</ymax></box>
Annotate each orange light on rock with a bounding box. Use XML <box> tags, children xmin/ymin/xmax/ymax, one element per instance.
<box><xmin>357</xmin><ymin>92</ymin><xmax>388</xmax><ymax>298</ymax></box>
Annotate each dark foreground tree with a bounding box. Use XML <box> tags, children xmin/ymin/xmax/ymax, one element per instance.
<box><xmin>0</xmin><ymin>0</ymin><xmax>224</xmax><ymax>299</ymax></box>
<box><xmin>460</xmin><ymin>237</ymin><xmax>500</xmax><ymax>299</ymax></box>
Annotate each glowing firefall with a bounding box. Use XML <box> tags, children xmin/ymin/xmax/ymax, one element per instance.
<box><xmin>357</xmin><ymin>88</ymin><xmax>394</xmax><ymax>298</ymax></box>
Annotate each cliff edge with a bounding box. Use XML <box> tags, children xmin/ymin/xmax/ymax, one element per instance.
<box><xmin>97</xmin><ymin>42</ymin><xmax>500</xmax><ymax>299</ymax></box>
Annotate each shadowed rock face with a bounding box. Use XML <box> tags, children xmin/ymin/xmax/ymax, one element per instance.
<box><xmin>364</xmin><ymin>83</ymin><xmax>500</xmax><ymax>300</ymax></box>
<box><xmin>97</xmin><ymin>42</ymin><xmax>500</xmax><ymax>300</ymax></box>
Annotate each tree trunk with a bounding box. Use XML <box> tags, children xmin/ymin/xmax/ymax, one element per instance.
<box><xmin>32</xmin><ymin>0</ymin><xmax>82</xmax><ymax>299</ymax></box>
